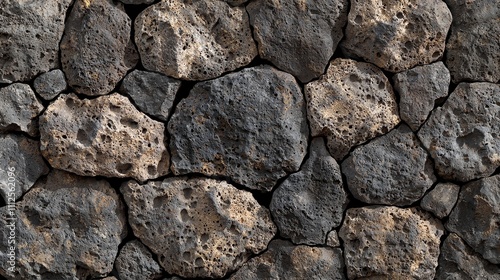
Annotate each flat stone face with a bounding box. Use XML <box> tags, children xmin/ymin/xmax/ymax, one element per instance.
<box><xmin>169</xmin><ymin>66</ymin><xmax>308</xmax><ymax>191</ymax></box>
<box><xmin>420</xmin><ymin>183</ymin><xmax>460</xmax><ymax>219</ymax></box>
<box><xmin>247</xmin><ymin>0</ymin><xmax>348</xmax><ymax>82</ymax></box>
<box><xmin>115</xmin><ymin>240</ymin><xmax>163</xmax><ymax>280</ymax></box>
<box><xmin>270</xmin><ymin>138</ymin><xmax>348</xmax><ymax>245</ymax></box>
<box><xmin>40</xmin><ymin>93</ymin><xmax>169</xmax><ymax>182</ymax></box>
<box><xmin>135</xmin><ymin>0</ymin><xmax>257</xmax><ymax>81</ymax></box>
<box><xmin>121</xmin><ymin>177</ymin><xmax>276</xmax><ymax>278</ymax></box>
<box><xmin>305</xmin><ymin>58</ymin><xmax>400</xmax><ymax>160</ymax></box>
<box><xmin>61</xmin><ymin>0</ymin><xmax>138</xmax><ymax>96</ymax></box>
<box><xmin>418</xmin><ymin>82</ymin><xmax>500</xmax><ymax>182</ymax></box>
<box><xmin>33</xmin><ymin>69</ymin><xmax>68</xmax><ymax>101</ymax></box>
<box><xmin>339</xmin><ymin>206</ymin><xmax>444</xmax><ymax>280</ymax></box>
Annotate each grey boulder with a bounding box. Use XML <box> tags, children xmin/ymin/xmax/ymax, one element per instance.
<box><xmin>115</xmin><ymin>240</ymin><xmax>163</xmax><ymax>280</ymax></box>
<box><xmin>33</xmin><ymin>69</ymin><xmax>67</xmax><ymax>101</ymax></box>
<box><xmin>420</xmin><ymin>183</ymin><xmax>460</xmax><ymax>219</ymax></box>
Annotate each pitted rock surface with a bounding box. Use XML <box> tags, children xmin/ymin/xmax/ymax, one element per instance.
<box><xmin>135</xmin><ymin>0</ymin><xmax>257</xmax><ymax>81</ymax></box>
<box><xmin>115</xmin><ymin>240</ymin><xmax>163</xmax><ymax>280</ymax></box>
<box><xmin>39</xmin><ymin>93</ymin><xmax>169</xmax><ymax>182</ymax></box>
<box><xmin>420</xmin><ymin>183</ymin><xmax>460</xmax><ymax>219</ymax></box>
<box><xmin>169</xmin><ymin>66</ymin><xmax>308</xmax><ymax>191</ymax></box>
<box><xmin>121</xmin><ymin>177</ymin><xmax>276</xmax><ymax>278</ymax></box>
<box><xmin>33</xmin><ymin>69</ymin><xmax>67</xmax><ymax>101</ymax></box>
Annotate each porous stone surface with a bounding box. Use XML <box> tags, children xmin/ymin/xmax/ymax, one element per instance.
<box><xmin>418</xmin><ymin>82</ymin><xmax>500</xmax><ymax>182</ymax></box>
<box><xmin>115</xmin><ymin>240</ymin><xmax>163</xmax><ymax>280</ymax></box>
<box><xmin>121</xmin><ymin>177</ymin><xmax>277</xmax><ymax>278</ymax></box>
<box><xmin>341</xmin><ymin>0</ymin><xmax>452</xmax><ymax>72</ymax></box>
<box><xmin>39</xmin><ymin>93</ymin><xmax>169</xmax><ymax>182</ymax></box>
<box><xmin>247</xmin><ymin>0</ymin><xmax>348</xmax><ymax>83</ymax></box>
<box><xmin>169</xmin><ymin>66</ymin><xmax>308</xmax><ymax>191</ymax></box>
<box><xmin>305</xmin><ymin>58</ymin><xmax>400</xmax><ymax>160</ymax></box>
<box><xmin>33</xmin><ymin>69</ymin><xmax>67</xmax><ymax>101</ymax></box>
<box><xmin>230</xmin><ymin>239</ymin><xmax>345</xmax><ymax>280</ymax></box>
<box><xmin>120</xmin><ymin>70</ymin><xmax>181</xmax><ymax>121</ymax></box>
<box><xmin>446</xmin><ymin>175</ymin><xmax>500</xmax><ymax>264</ymax></box>
<box><xmin>339</xmin><ymin>206</ymin><xmax>444</xmax><ymax>280</ymax></box>
<box><xmin>420</xmin><ymin>183</ymin><xmax>460</xmax><ymax>219</ymax></box>
<box><xmin>135</xmin><ymin>0</ymin><xmax>257</xmax><ymax>81</ymax></box>
<box><xmin>270</xmin><ymin>138</ymin><xmax>348</xmax><ymax>245</ymax></box>
<box><xmin>393</xmin><ymin>62</ymin><xmax>450</xmax><ymax>131</ymax></box>
<box><xmin>61</xmin><ymin>0</ymin><xmax>138</xmax><ymax>96</ymax></box>
<box><xmin>327</xmin><ymin>231</ymin><xmax>341</xmax><ymax>248</ymax></box>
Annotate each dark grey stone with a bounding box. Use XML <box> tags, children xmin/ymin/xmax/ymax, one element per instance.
<box><xmin>120</xmin><ymin>0</ymin><xmax>155</xmax><ymax>4</ymax></box>
<box><xmin>33</xmin><ymin>69</ymin><xmax>67</xmax><ymax>101</ymax></box>
<box><xmin>115</xmin><ymin>240</ymin><xmax>163</xmax><ymax>280</ymax></box>
<box><xmin>420</xmin><ymin>183</ymin><xmax>460</xmax><ymax>219</ymax></box>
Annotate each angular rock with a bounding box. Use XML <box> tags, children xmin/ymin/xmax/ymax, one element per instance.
<box><xmin>327</xmin><ymin>231</ymin><xmax>341</xmax><ymax>248</ymax></box>
<box><xmin>393</xmin><ymin>62</ymin><xmax>450</xmax><ymax>131</ymax></box>
<box><xmin>121</xmin><ymin>177</ymin><xmax>276</xmax><ymax>278</ymax></box>
<box><xmin>339</xmin><ymin>206</ymin><xmax>444</xmax><ymax>279</ymax></box>
<box><xmin>61</xmin><ymin>0</ymin><xmax>138</xmax><ymax>96</ymax></box>
<box><xmin>33</xmin><ymin>69</ymin><xmax>67</xmax><ymax>101</ymax></box>
<box><xmin>270</xmin><ymin>138</ymin><xmax>348</xmax><ymax>245</ymax></box>
<box><xmin>230</xmin><ymin>240</ymin><xmax>345</xmax><ymax>280</ymax></box>
<box><xmin>418</xmin><ymin>82</ymin><xmax>500</xmax><ymax>182</ymax></box>
<box><xmin>305</xmin><ymin>58</ymin><xmax>400</xmax><ymax>160</ymax></box>
<box><xmin>446</xmin><ymin>175</ymin><xmax>500</xmax><ymax>264</ymax></box>
<box><xmin>120</xmin><ymin>70</ymin><xmax>181</xmax><ymax>121</ymax></box>
<box><xmin>420</xmin><ymin>183</ymin><xmax>460</xmax><ymax>219</ymax></box>
<box><xmin>115</xmin><ymin>240</ymin><xmax>163</xmax><ymax>280</ymax></box>
<box><xmin>247</xmin><ymin>0</ymin><xmax>348</xmax><ymax>82</ymax></box>
<box><xmin>135</xmin><ymin>0</ymin><xmax>257</xmax><ymax>80</ymax></box>
<box><xmin>40</xmin><ymin>93</ymin><xmax>169</xmax><ymax>182</ymax></box>
<box><xmin>341</xmin><ymin>0</ymin><xmax>452</xmax><ymax>72</ymax></box>
<box><xmin>169</xmin><ymin>66</ymin><xmax>308</xmax><ymax>191</ymax></box>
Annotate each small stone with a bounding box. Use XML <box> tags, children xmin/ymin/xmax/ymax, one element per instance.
<box><xmin>420</xmin><ymin>183</ymin><xmax>460</xmax><ymax>219</ymax></box>
<box><xmin>135</xmin><ymin>0</ymin><xmax>257</xmax><ymax>80</ymax></box>
<box><xmin>270</xmin><ymin>138</ymin><xmax>349</xmax><ymax>245</ymax></box>
<box><xmin>115</xmin><ymin>240</ymin><xmax>163</xmax><ymax>280</ymax></box>
<box><xmin>339</xmin><ymin>206</ymin><xmax>444</xmax><ymax>280</ymax></box>
<box><xmin>102</xmin><ymin>277</ymin><xmax>118</xmax><ymax>280</ymax></box>
<box><xmin>121</xmin><ymin>177</ymin><xmax>276</xmax><ymax>278</ymax></box>
<box><xmin>40</xmin><ymin>93</ymin><xmax>169</xmax><ymax>182</ymax></box>
<box><xmin>418</xmin><ymin>82</ymin><xmax>500</xmax><ymax>182</ymax></box>
<box><xmin>393</xmin><ymin>62</ymin><xmax>450</xmax><ymax>131</ymax></box>
<box><xmin>223</xmin><ymin>0</ymin><xmax>248</xmax><ymax>6</ymax></box>
<box><xmin>169</xmin><ymin>66</ymin><xmax>308</xmax><ymax>191</ymax></box>
<box><xmin>247</xmin><ymin>0</ymin><xmax>348</xmax><ymax>82</ymax></box>
<box><xmin>305</xmin><ymin>58</ymin><xmax>400</xmax><ymax>160</ymax></box>
<box><xmin>61</xmin><ymin>0</ymin><xmax>138</xmax><ymax>96</ymax></box>
<box><xmin>341</xmin><ymin>0</ymin><xmax>452</xmax><ymax>72</ymax></box>
<box><xmin>120</xmin><ymin>70</ymin><xmax>181</xmax><ymax>121</ymax></box>
<box><xmin>326</xmin><ymin>231</ymin><xmax>341</xmax><ymax>248</ymax></box>
<box><xmin>33</xmin><ymin>69</ymin><xmax>67</xmax><ymax>101</ymax></box>
<box><xmin>120</xmin><ymin>0</ymin><xmax>155</xmax><ymax>4</ymax></box>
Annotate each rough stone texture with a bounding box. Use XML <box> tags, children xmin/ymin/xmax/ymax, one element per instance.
<box><xmin>340</xmin><ymin>206</ymin><xmax>444</xmax><ymax>280</ymax></box>
<box><xmin>0</xmin><ymin>134</ymin><xmax>49</xmax><ymax>202</ymax></box>
<box><xmin>40</xmin><ymin>93</ymin><xmax>169</xmax><ymax>182</ymax></box>
<box><xmin>33</xmin><ymin>69</ymin><xmax>67</xmax><ymax>101</ymax></box>
<box><xmin>115</xmin><ymin>240</ymin><xmax>163</xmax><ymax>280</ymax></box>
<box><xmin>0</xmin><ymin>83</ymin><xmax>44</xmax><ymax>137</ymax></box>
<box><xmin>327</xmin><ymin>231</ymin><xmax>341</xmax><ymax>248</ymax></box>
<box><xmin>224</xmin><ymin>0</ymin><xmax>248</xmax><ymax>6</ymax></box>
<box><xmin>342</xmin><ymin>125</ymin><xmax>435</xmax><ymax>206</ymax></box>
<box><xmin>418</xmin><ymin>82</ymin><xmax>500</xmax><ymax>182</ymax></box>
<box><xmin>230</xmin><ymin>240</ymin><xmax>345</xmax><ymax>280</ymax></box>
<box><xmin>446</xmin><ymin>175</ymin><xmax>500</xmax><ymax>264</ymax></box>
<box><xmin>436</xmin><ymin>233</ymin><xmax>500</xmax><ymax>280</ymax></box>
<box><xmin>393</xmin><ymin>62</ymin><xmax>450</xmax><ymax>131</ymax></box>
<box><xmin>247</xmin><ymin>0</ymin><xmax>348</xmax><ymax>83</ymax></box>
<box><xmin>420</xmin><ymin>183</ymin><xmax>460</xmax><ymax>219</ymax></box>
<box><xmin>169</xmin><ymin>66</ymin><xmax>308</xmax><ymax>191</ymax></box>
<box><xmin>0</xmin><ymin>0</ymin><xmax>72</xmax><ymax>83</ymax></box>
<box><xmin>341</xmin><ymin>0</ymin><xmax>452</xmax><ymax>72</ymax></box>
<box><xmin>120</xmin><ymin>0</ymin><xmax>155</xmax><ymax>4</ymax></box>
<box><xmin>61</xmin><ymin>0</ymin><xmax>138</xmax><ymax>96</ymax></box>
<box><xmin>135</xmin><ymin>0</ymin><xmax>257</xmax><ymax>81</ymax></box>
<box><xmin>120</xmin><ymin>70</ymin><xmax>181</xmax><ymax>121</ymax></box>
<box><xmin>121</xmin><ymin>177</ymin><xmax>277</xmax><ymax>278</ymax></box>
<box><xmin>445</xmin><ymin>0</ymin><xmax>500</xmax><ymax>83</ymax></box>
<box><xmin>270</xmin><ymin>138</ymin><xmax>348</xmax><ymax>245</ymax></box>
<box><xmin>305</xmin><ymin>58</ymin><xmax>400</xmax><ymax>160</ymax></box>
<box><xmin>0</xmin><ymin>170</ymin><xmax>127</xmax><ymax>279</ymax></box>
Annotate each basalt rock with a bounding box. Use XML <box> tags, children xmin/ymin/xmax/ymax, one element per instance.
<box><xmin>33</xmin><ymin>69</ymin><xmax>67</xmax><ymax>101</ymax></box>
<box><xmin>420</xmin><ymin>183</ymin><xmax>460</xmax><ymax>219</ymax></box>
<box><xmin>115</xmin><ymin>240</ymin><xmax>163</xmax><ymax>280</ymax></box>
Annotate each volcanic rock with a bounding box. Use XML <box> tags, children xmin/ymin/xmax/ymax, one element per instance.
<box><xmin>33</xmin><ymin>69</ymin><xmax>67</xmax><ymax>101</ymax></box>
<box><xmin>420</xmin><ymin>183</ymin><xmax>460</xmax><ymax>219</ymax></box>
<box><xmin>115</xmin><ymin>240</ymin><xmax>163</xmax><ymax>280</ymax></box>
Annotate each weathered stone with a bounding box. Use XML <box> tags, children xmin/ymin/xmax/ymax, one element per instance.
<box><xmin>446</xmin><ymin>175</ymin><xmax>500</xmax><ymax>264</ymax></box>
<box><xmin>339</xmin><ymin>206</ymin><xmax>444</xmax><ymax>279</ymax></box>
<box><xmin>115</xmin><ymin>240</ymin><xmax>163</xmax><ymax>280</ymax></box>
<box><xmin>40</xmin><ymin>93</ymin><xmax>169</xmax><ymax>182</ymax></box>
<box><xmin>135</xmin><ymin>0</ymin><xmax>257</xmax><ymax>80</ymax></box>
<box><xmin>0</xmin><ymin>0</ymin><xmax>72</xmax><ymax>83</ymax></box>
<box><xmin>120</xmin><ymin>70</ymin><xmax>181</xmax><ymax>121</ymax></box>
<box><xmin>169</xmin><ymin>66</ymin><xmax>308</xmax><ymax>191</ymax></box>
<box><xmin>120</xmin><ymin>0</ymin><xmax>155</xmax><ymax>4</ymax></box>
<box><xmin>418</xmin><ymin>82</ymin><xmax>500</xmax><ymax>182</ymax></box>
<box><xmin>247</xmin><ymin>0</ymin><xmax>348</xmax><ymax>82</ymax></box>
<box><xmin>445</xmin><ymin>0</ymin><xmax>500</xmax><ymax>83</ymax></box>
<box><xmin>0</xmin><ymin>170</ymin><xmax>127</xmax><ymax>279</ymax></box>
<box><xmin>270</xmin><ymin>138</ymin><xmax>348</xmax><ymax>245</ymax></box>
<box><xmin>61</xmin><ymin>0</ymin><xmax>138</xmax><ymax>96</ymax></box>
<box><xmin>0</xmin><ymin>83</ymin><xmax>44</xmax><ymax>137</ymax></box>
<box><xmin>341</xmin><ymin>0</ymin><xmax>452</xmax><ymax>72</ymax></box>
<box><xmin>102</xmin><ymin>277</ymin><xmax>118</xmax><ymax>280</ymax></box>
<box><xmin>327</xmin><ymin>231</ymin><xmax>341</xmax><ymax>248</ymax></box>
<box><xmin>230</xmin><ymin>240</ymin><xmax>345</xmax><ymax>280</ymax></box>
<box><xmin>224</xmin><ymin>0</ymin><xmax>248</xmax><ymax>6</ymax></box>
<box><xmin>393</xmin><ymin>62</ymin><xmax>450</xmax><ymax>131</ymax></box>
<box><xmin>121</xmin><ymin>177</ymin><xmax>276</xmax><ymax>278</ymax></box>
<box><xmin>305</xmin><ymin>58</ymin><xmax>399</xmax><ymax>160</ymax></box>
<box><xmin>33</xmin><ymin>69</ymin><xmax>67</xmax><ymax>101</ymax></box>
<box><xmin>420</xmin><ymin>183</ymin><xmax>460</xmax><ymax>219</ymax></box>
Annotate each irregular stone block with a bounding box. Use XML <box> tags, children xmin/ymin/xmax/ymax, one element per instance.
<box><xmin>420</xmin><ymin>183</ymin><xmax>460</xmax><ymax>219</ymax></box>
<box><xmin>120</xmin><ymin>0</ymin><xmax>155</xmax><ymax>4</ymax></box>
<box><xmin>327</xmin><ymin>231</ymin><xmax>341</xmax><ymax>248</ymax></box>
<box><xmin>224</xmin><ymin>0</ymin><xmax>248</xmax><ymax>6</ymax></box>
<box><xmin>116</xmin><ymin>240</ymin><xmax>163</xmax><ymax>280</ymax></box>
<box><xmin>33</xmin><ymin>69</ymin><xmax>67</xmax><ymax>101</ymax></box>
